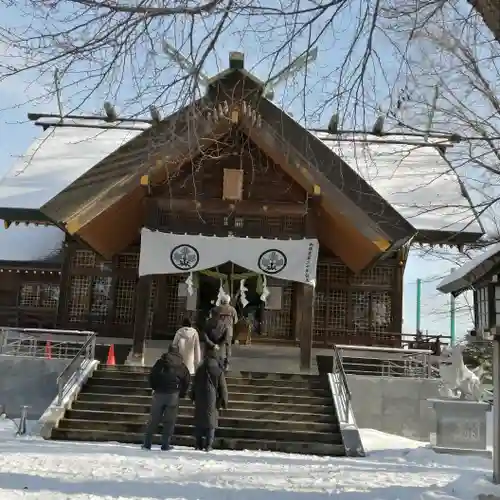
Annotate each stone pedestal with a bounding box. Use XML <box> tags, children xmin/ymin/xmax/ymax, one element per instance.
<box><xmin>428</xmin><ymin>398</ymin><xmax>492</xmax><ymax>457</ymax></box>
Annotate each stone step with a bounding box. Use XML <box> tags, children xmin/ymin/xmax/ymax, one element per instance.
<box><xmin>79</xmin><ymin>388</ymin><xmax>331</xmax><ymax>406</ymax></box>
<box><xmin>56</xmin><ymin>418</ymin><xmax>341</xmax><ymax>444</ymax></box>
<box><xmin>85</xmin><ymin>378</ymin><xmax>330</xmax><ymax>397</ymax></box>
<box><xmin>50</xmin><ymin>428</ymin><xmax>345</xmax><ymax>456</ymax></box>
<box><xmin>72</xmin><ymin>399</ymin><xmax>334</xmax><ymax>417</ymax></box>
<box><xmin>90</xmin><ymin>373</ymin><xmax>326</xmax><ymax>390</ymax></box>
<box><xmin>64</xmin><ymin>410</ymin><xmax>338</xmax><ymax>432</ymax></box>
<box><xmin>97</xmin><ymin>365</ymin><xmax>320</xmax><ymax>381</ymax></box>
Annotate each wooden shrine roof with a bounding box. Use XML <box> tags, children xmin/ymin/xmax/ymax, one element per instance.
<box><xmin>0</xmin><ymin>62</ymin><xmax>484</xmax><ymax>270</ymax></box>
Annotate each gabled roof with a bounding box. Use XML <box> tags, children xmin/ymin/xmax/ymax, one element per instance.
<box><xmin>437</xmin><ymin>242</ymin><xmax>500</xmax><ymax>296</ymax></box>
<box><xmin>0</xmin><ymin>119</ymin><xmax>147</xmax><ymax>223</ymax></box>
<box><xmin>471</xmin><ymin>0</ymin><xmax>500</xmax><ymax>42</ymax></box>
<box><xmin>0</xmin><ymin>63</ymin><xmax>423</xmax><ymax>270</ymax></box>
<box><xmin>315</xmin><ymin>133</ymin><xmax>483</xmax><ymax>242</ymax></box>
<box><xmin>254</xmin><ymin>99</ymin><xmax>415</xmax><ymax>246</ymax></box>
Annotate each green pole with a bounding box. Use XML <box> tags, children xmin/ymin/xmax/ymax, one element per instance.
<box><xmin>416</xmin><ymin>278</ymin><xmax>422</xmax><ymax>334</ymax></box>
<box><xmin>450</xmin><ymin>268</ymin><xmax>456</xmax><ymax>346</ymax></box>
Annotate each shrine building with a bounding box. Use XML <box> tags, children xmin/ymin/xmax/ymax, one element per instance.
<box><xmin>0</xmin><ymin>52</ymin><xmax>483</xmax><ymax>369</ymax></box>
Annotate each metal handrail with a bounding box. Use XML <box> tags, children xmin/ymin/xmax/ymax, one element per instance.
<box><xmin>332</xmin><ymin>344</ymin><xmax>351</xmax><ymax>423</ymax></box>
<box><xmin>56</xmin><ymin>332</ymin><xmax>97</xmax><ymax>405</ymax></box>
<box><xmin>0</xmin><ymin>327</ymin><xmax>95</xmax><ymax>358</ymax></box>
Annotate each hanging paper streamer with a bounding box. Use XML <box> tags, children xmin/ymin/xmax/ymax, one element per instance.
<box><xmin>216</xmin><ymin>279</ymin><xmax>226</xmax><ymax>306</ymax></box>
<box><xmin>239</xmin><ymin>279</ymin><xmax>249</xmax><ymax>308</ymax></box>
<box><xmin>184</xmin><ymin>272</ymin><xmax>194</xmax><ymax>296</ymax></box>
<box><xmin>260</xmin><ymin>275</ymin><xmax>270</xmax><ymax>303</ymax></box>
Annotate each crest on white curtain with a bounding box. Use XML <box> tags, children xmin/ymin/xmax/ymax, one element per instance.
<box><xmin>184</xmin><ymin>272</ymin><xmax>194</xmax><ymax>296</ymax></box>
<box><xmin>239</xmin><ymin>279</ymin><xmax>249</xmax><ymax>308</ymax></box>
<box><xmin>260</xmin><ymin>275</ymin><xmax>270</xmax><ymax>303</ymax></box>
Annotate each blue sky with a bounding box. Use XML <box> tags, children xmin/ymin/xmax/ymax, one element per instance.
<box><xmin>0</xmin><ymin>0</ymin><xmax>476</xmax><ymax>340</ymax></box>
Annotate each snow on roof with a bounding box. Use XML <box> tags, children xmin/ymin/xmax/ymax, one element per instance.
<box><xmin>315</xmin><ymin>132</ymin><xmax>482</xmax><ymax>234</ymax></box>
<box><xmin>437</xmin><ymin>241</ymin><xmax>500</xmax><ymax>295</ymax></box>
<box><xmin>0</xmin><ymin>224</ymin><xmax>65</xmax><ymax>262</ymax></box>
<box><xmin>0</xmin><ymin>119</ymin><xmax>150</xmax><ymax>210</ymax></box>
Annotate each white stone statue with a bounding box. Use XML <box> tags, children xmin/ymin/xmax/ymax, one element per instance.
<box><xmin>438</xmin><ymin>344</ymin><xmax>483</xmax><ymax>401</ymax></box>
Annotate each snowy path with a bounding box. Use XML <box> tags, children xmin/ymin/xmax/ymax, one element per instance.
<box><xmin>0</xmin><ymin>423</ymin><xmax>499</xmax><ymax>499</ymax></box>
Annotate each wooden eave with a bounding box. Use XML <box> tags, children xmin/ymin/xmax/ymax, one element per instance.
<box><xmin>43</xmin><ymin>98</ymin><xmax>234</xmax><ymax>259</ymax></box>
<box><xmin>469</xmin><ymin>0</ymin><xmax>500</xmax><ymax>42</ymax></box>
<box><xmin>234</xmin><ymin>102</ymin><xmax>414</xmax><ymax>271</ymax></box>
<box><xmin>0</xmin><ymin>259</ymin><xmax>62</xmax><ymax>272</ymax></box>
<box><xmin>0</xmin><ymin>208</ymin><xmax>54</xmax><ymax>226</ymax></box>
<box><xmin>413</xmin><ymin>228</ymin><xmax>484</xmax><ymax>247</ymax></box>
<box><xmin>40</xmin><ymin>98</ymin><xmax>206</xmax><ymax>226</ymax></box>
<box><xmin>256</xmin><ymin>97</ymin><xmax>416</xmax><ymax>243</ymax></box>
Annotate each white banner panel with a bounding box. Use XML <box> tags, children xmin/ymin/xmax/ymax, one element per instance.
<box><xmin>139</xmin><ymin>229</ymin><xmax>229</xmax><ymax>276</ymax></box>
<box><xmin>232</xmin><ymin>237</ymin><xmax>319</xmax><ymax>285</ymax></box>
<box><xmin>138</xmin><ymin>228</ymin><xmax>319</xmax><ymax>285</ymax></box>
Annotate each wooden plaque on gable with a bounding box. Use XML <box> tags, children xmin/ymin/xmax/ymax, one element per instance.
<box><xmin>223</xmin><ymin>169</ymin><xmax>244</xmax><ymax>201</ymax></box>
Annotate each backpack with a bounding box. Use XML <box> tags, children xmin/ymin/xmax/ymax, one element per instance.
<box><xmin>206</xmin><ymin>317</ymin><xmax>227</xmax><ymax>344</ymax></box>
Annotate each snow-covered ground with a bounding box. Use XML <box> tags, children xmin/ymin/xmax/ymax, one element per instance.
<box><xmin>0</xmin><ymin>420</ymin><xmax>499</xmax><ymax>499</ymax></box>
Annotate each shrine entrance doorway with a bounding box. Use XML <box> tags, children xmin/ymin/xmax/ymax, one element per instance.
<box><xmin>196</xmin><ymin>262</ymin><xmax>265</xmax><ymax>337</ymax></box>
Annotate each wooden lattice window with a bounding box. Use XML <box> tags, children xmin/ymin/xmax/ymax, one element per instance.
<box><xmin>351</xmin><ymin>265</ymin><xmax>394</xmax><ymax>286</ymax></box>
<box><xmin>165</xmin><ymin>275</ymin><xmax>187</xmax><ymax>332</ymax></box>
<box><xmin>19</xmin><ymin>283</ymin><xmax>59</xmax><ymax>309</ymax></box>
<box><xmin>327</xmin><ymin>290</ymin><xmax>348</xmax><ymax>330</ymax></box>
<box><xmin>114</xmin><ymin>278</ymin><xmax>136</xmax><ymax>324</ymax></box>
<box><xmin>223</xmin><ymin>168</ymin><xmax>244</xmax><ymax>201</ymax></box>
<box><xmin>262</xmin><ymin>278</ymin><xmax>293</xmax><ymax>338</ymax></box>
<box><xmin>89</xmin><ymin>277</ymin><xmax>112</xmax><ymax>324</ymax></box>
<box><xmin>68</xmin><ymin>276</ymin><xmax>91</xmax><ymax>322</ymax></box>
<box><xmin>352</xmin><ymin>291</ymin><xmax>370</xmax><ymax>331</ymax></box>
<box><xmin>72</xmin><ymin>250</ymin><xmax>96</xmax><ymax>268</ymax></box>
<box><xmin>117</xmin><ymin>253</ymin><xmax>139</xmax><ymax>269</ymax></box>
<box><xmin>237</xmin><ymin>215</ymin><xmax>304</xmax><ymax>238</ymax></box>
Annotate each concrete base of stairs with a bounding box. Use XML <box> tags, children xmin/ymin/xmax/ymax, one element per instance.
<box><xmin>49</xmin><ymin>365</ymin><xmax>347</xmax><ymax>457</ymax></box>
<box><xmin>51</xmin><ymin>428</ymin><xmax>345</xmax><ymax>456</ymax></box>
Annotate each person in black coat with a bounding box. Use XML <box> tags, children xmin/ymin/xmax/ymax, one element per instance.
<box><xmin>143</xmin><ymin>344</ymin><xmax>191</xmax><ymax>451</ymax></box>
<box><xmin>203</xmin><ymin>312</ymin><xmax>230</xmax><ymax>371</ymax></box>
<box><xmin>190</xmin><ymin>346</ymin><xmax>229</xmax><ymax>451</ymax></box>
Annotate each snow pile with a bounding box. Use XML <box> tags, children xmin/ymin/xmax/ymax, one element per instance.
<box><xmin>0</xmin><ymin>421</ymin><xmax>499</xmax><ymax>499</ymax></box>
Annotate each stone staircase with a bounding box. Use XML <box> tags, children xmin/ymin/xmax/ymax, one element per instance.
<box><xmin>50</xmin><ymin>364</ymin><xmax>345</xmax><ymax>456</ymax></box>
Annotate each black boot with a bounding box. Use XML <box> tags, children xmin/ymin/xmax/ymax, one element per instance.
<box><xmin>195</xmin><ymin>437</ymin><xmax>203</xmax><ymax>450</ymax></box>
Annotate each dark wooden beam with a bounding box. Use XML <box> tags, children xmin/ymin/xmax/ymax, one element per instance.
<box><xmin>299</xmin><ymin>195</ymin><xmax>317</xmax><ymax>371</ymax></box>
<box><xmin>154</xmin><ymin>197</ymin><xmax>307</xmax><ymax>217</ymax></box>
<box><xmin>390</xmin><ymin>249</ymin><xmax>404</xmax><ymax>337</ymax></box>
<box><xmin>131</xmin><ymin>275</ymin><xmax>152</xmax><ymax>364</ymax></box>
<box><xmin>55</xmin><ymin>241</ymin><xmax>72</xmax><ymax>326</ymax></box>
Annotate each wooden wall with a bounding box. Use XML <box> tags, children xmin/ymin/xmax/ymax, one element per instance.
<box><xmin>0</xmin><ymin>267</ymin><xmax>60</xmax><ymax>328</ymax></box>
<box><xmin>56</xmin><ymin>244</ymin><xmax>140</xmax><ymax>338</ymax></box>
<box><xmin>314</xmin><ymin>254</ymin><xmax>403</xmax><ymax>346</ymax></box>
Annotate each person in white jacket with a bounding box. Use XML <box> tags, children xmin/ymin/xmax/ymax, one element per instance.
<box><xmin>172</xmin><ymin>318</ymin><xmax>201</xmax><ymax>375</ymax></box>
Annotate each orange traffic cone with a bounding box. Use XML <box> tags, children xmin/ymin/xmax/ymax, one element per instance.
<box><xmin>106</xmin><ymin>344</ymin><xmax>116</xmax><ymax>366</ymax></box>
<box><xmin>45</xmin><ymin>340</ymin><xmax>52</xmax><ymax>360</ymax></box>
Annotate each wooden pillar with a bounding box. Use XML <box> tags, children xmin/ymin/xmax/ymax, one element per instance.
<box><xmin>299</xmin><ymin>283</ymin><xmax>315</xmax><ymax>371</ymax></box>
<box><xmin>299</xmin><ymin>192</ymin><xmax>319</xmax><ymax>371</ymax></box>
<box><xmin>130</xmin><ymin>275</ymin><xmax>152</xmax><ymax>364</ymax></box>
<box><xmin>292</xmin><ymin>282</ymin><xmax>302</xmax><ymax>342</ymax></box>
<box><xmin>56</xmin><ymin>240</ymin><xmax>72</xmax><ymax>327</ymax></box>
<box><xmin>390</xmin><ymin>251</ymin><xmax>404</xmax><ymax>346</ymax></box>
